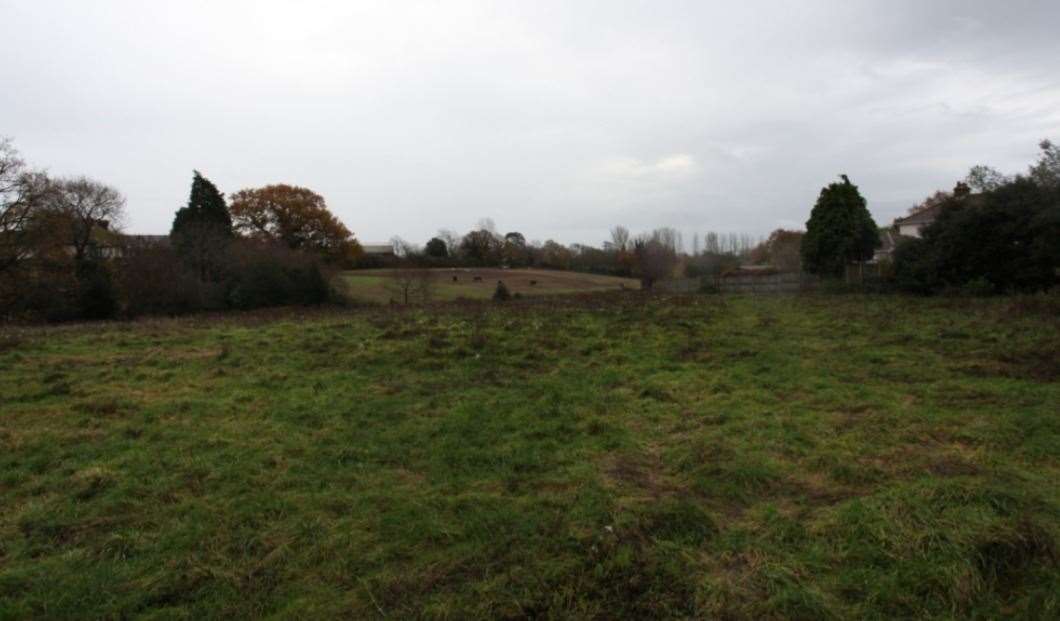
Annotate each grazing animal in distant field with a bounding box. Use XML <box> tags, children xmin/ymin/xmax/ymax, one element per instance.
<box><xmin>529</xmin><ymin>280</ymin><xmax>537</xmax><ymax>286</ymax></box>
<box><xmin>452</xmin><ymin>275</ymin><xmax>458</xmax><ymax>282</ymax></box>
<box><xmin>473</xmin><ymin>276</ymin><xmax>482</xmax><ymax>282</ymax></box>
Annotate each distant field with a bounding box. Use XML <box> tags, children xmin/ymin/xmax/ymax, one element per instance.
<box><xmin>341</xmin><ymin>267</ymin><xmax>639</xmax><ymax>303</ymax></box>
<box><xmin>1</xmin><ymin>294</ymin><xmax>1058</xmax><ymax>618</ymax></box>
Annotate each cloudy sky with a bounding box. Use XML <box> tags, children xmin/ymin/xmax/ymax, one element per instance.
<box><xmin>4</xmin><ymin>0</ymin><xmax>1059</xmax><ymax>246</ymax></box>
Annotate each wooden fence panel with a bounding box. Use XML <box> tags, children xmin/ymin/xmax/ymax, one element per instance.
<box><xmin>656</xmin><ymin>273</ymin><xmax>819</xmax><ymax>294</ymax></box>
<box><xmin>718</xmin><ymin>272</ymin><xmax>817</xmax><ymax>294</ymax></box>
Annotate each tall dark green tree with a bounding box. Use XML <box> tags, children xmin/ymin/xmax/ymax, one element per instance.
<box><xmin>800</xmin><ymin>175</ymin><xmax>879</xmax><ymax>276</ymax></box>
<box><xmin>170</xmin><ymin>171</ymin><xmax>233</xmax><ymax>281</ymax></box>
<box><xmin>424</xmin><ymin>237</ymin><xmax>448</xmax><ymax>258</ymax></box>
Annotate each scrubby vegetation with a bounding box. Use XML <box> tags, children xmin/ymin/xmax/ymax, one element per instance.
<box><xmin>894</xmin><ymin>178</ymin><xmax>1059</xmax><ymax>295</ymax></box>
<box><xmin>0</xmin><ymin>163</ymin><xmax>349</xmax><ymax>322</ymax></box>
<box><xmin>1</xmin><ymin>294</ymin><xmax>1057</xmax><ymax>618</ymax></box>
<box><xmin>892</xmin><ymin>140</ymin><xmax>1060</xmax><ymax>295</ymax></box>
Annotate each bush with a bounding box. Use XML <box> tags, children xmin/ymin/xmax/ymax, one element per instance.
<box><xmin>3</xmin><ymin>236</ymin><xmax>337</xmax><ymax>323</ymax></box>
<box><xmin>959</xmin><ymin>277</ymin><xmax>996</xmax><ymax>297</ymax></box>
<box><xmin>116</xmin><ymin>242</ymin><xmax>205</xmax><ymax>316</ymax></box>
<box><xmin>118</xmin><ymin>239</ymin><xmax>334</xmax><ymax>316</ymax></box>
<box><xmin>686</xmin><ymin>253</ymin><xmax>741</xmax><ymax>279</ymax></box>
<box><xmin>75</xmin><ymin>261</ymin><xmax>117</xmax><ymax>320</ymax></box>
<box><xmin>893</xmin><ymin>178</ymin><xmax>1059</xmax><ymax>294</ymax></box>
<box><xmin>7</xmin><ymin>262</ymin><xmax>80</xmax><ymax>322</ymax></box>
<box><xmin>698</xmin><ymin>278</ymin><xmax>719</xmax><ymax>294</ymax></box>
<box><xmin>0</xmin><ymin>253</ymin><xmax>123</xmax><ymax>322</ymax></box>
<box><xmin>493</xmin><ymin>281</ymin><xmax>511</xmax><ymax>301</ymax></box>
<box><xmin>225</xmin><ymin>242</ymin><xmax>335</xmax><ymax>310</ymax></box>
<box><xmin>892</xmin><ymin>238</ymin><xmax>939</xmax><ymax>295</ymax></box>
<box><xmin>227</xmin><ymin>259</ymin><xmax>292</xmax><ymax>310</ymax></box>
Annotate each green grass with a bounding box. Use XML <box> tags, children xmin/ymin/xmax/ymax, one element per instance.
<box><xmin>1</xmin><ymin>293</ymin><xmax>1058</xmax><ymax>619</ymax></box>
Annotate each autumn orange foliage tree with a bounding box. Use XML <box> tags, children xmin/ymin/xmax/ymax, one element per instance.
<box><xmin>750</xmin><ymin>229</ymin><xmax>804</xmax><ymax>272</ymax></box>
<box><xmin>228</xmin><ymin>184</ymin><xmax>361</xmax><ymax>264</ymax></box>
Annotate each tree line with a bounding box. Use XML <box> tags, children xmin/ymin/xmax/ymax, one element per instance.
<box><xmin>891</xmin><ymin>141</ymin><xmax>1059</xmax><ymax>294</ymax></box>
<box><xmin>746</xmin><ymin>139</ymin><xmax>1058</xmax><ymax>295</ymax></box>
<box><xmin>384</xmin><ymin>221</ymin><xmax>769</xmax><ymax>289</ymax></box>
<box><xmin>4</xmin><ymin>134</ymin><xmax>1053</xmax><ymax>320</ymax></box>
<box><xmin>0</xmin><ymin>139</ymin><xmax>361</xmax><ymax>320</ymax></box>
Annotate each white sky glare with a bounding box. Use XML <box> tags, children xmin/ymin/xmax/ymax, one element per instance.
<box><xmin>3</xmin><ymin>0</ymin><xmax>1059</xmax><ymax>245</ymax></box>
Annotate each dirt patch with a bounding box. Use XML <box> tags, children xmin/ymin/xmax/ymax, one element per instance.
<box><xmin>74</xmin><ymin>396</ymin><xmax>137</xmax><ymax>417</ymax></box>
<box><xmin>926</xmin><ymin>455</ymin><xmax>981</xmax><ymax>477</ymax></box>
<box><xmin>601</xmin><ymin>448</ymin><xmax>681</xmax><ymax>499</ymax></box>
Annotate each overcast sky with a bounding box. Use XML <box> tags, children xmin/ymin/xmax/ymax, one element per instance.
<box><xmin>4</xmin><ymin>1</ymin><xmax>1059</xmax><ymax>246</ymax></box>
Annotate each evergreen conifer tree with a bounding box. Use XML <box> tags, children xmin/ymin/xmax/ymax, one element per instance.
<box><xmin>170</xmin><ymin>171</ymin><xmax>233</xmax><ymax>281</ymax></box>
<box><xmin>800</xmin><ymin>175</ymin><xmax>879</xmax><ymax>276</ymax></box>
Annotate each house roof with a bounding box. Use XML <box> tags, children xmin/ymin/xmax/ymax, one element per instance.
<box><xmin>361</xmin><ymin>243</ymin><xmax>394</xmax><ymax>254</ymax></box>
<box><xmin>894</xmin><ymin>203</ymin><xmax>943</xmax><ymax>226</ymax></box>
<box><xmin>725</xmin><ymin>265</ymin><xmax>779</xmax><ymax>277</ymax></box>
<box><xmin>123</xmin><ymin>234</ymin><xmax>170</xmax><ymax>247</ymax></box>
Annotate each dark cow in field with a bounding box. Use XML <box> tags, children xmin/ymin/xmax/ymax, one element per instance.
<box><xmin>473</xmin><ymin>276</ymin><xmax>482</xmax><ymax>282</ymax></box>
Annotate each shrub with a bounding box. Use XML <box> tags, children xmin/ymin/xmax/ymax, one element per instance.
<box><xmin>959</xmin><ymin>277</ymin><xmax>996</xmax><ymax>297</ymax></box>
<box><xmin>290</xmin><ymin>261</ymin><xmax>332</xmax><ymax>305</ymax></box>
<box><xmin>11</xmin><ymin>263</ymin><xmax>80</xmax><ymax>322</ymax></box>
<box><xmin>226</xmin><ymin>258</ymin><xmax>293</xmax><ymax>310</ymax></box>
<box><xmin>493</xmin><ymin>281</ymin><xmax>511</xmax><ymax>301</ymax></box>
<box><xmin>116</xmin><ymin>242</ymin><xmax>204</xmax><ymax>316</ymax></box>
<box><xmin>225</xmin><ymin>242</ymin><xmax>335</xmax><ymax>310</ymax></box>
<box><xmin>698</xmin><ymin>277</ymin><xmax>719</xmax><ymax>294</ymax></box>
<box><xmin>75</xmin><ymin>261</ymin><xmax>117</xmax><ymax>320</ymax></box>
<box><xmin>894</xmin><ymin>178</ymin><xmax>1059</xmax><ymax>294</ymax></box>
<box><xmin>892</xmin><ymin>237</ymin><xmax>940</xmax><ymax>295</ymax></box>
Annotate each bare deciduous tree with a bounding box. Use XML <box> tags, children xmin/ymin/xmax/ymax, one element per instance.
<box><xmin>389</xmin><ymin>236</ymin><xmax>421</xmax><ymax>258</ymax></box>
<box><xmin>0</xmin><ymin>139</ymin><xmax>51</xmax><ymax>276</ymax></box>
<box><xmin>633</xmin><ymin>237</ymin><xmax>677</xmax><ymax>289</ymax></box>
<box><xmin>46</xmin><ymin>177</ymin><xmax>126</xmax><ymax>266</ymax></box>
<box><xmin>385</xmin><ymin>267</ymin><xmax>435</xmax><ymax>304</ymax></box>
<box><xmin>436</xmin><ymin>229</ymin><xmax>461</xmax><ymax>256</ymax></box>
<box><xmin>610</xmin><ymin>225</ymin><xmax>630</xmax><ymax>252</ymax></box>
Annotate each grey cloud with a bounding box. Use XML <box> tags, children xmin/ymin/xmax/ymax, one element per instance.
<box><xmin>2</xmin><ymin>0</ymin><xmax>1058</xmax><ymax>247</ymax></box>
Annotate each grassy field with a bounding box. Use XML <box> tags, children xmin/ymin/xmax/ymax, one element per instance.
<box><xmin>341</xmin><ymin>268</ymin><xmax>639</xmax><ymax>303</ymax></box>
<box><xmin>1</xmin><ymin>293</ymin><xmax>1058</xmax><ymax>619</ymax></box>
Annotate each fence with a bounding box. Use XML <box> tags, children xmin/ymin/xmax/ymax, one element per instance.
<box><xmin>655</xmin><ymin>272</ymin><xmax>820</xmax><ymax>294</ymax></box>
<box><xmin>717</xmin><ymin>272</ymin><xmax>819</xmax><ymax>294</ymax></box>
<box><xmin>844</xmin><ymin>261</ymin><xmax>889</xmax><ymax>284</ymax></box>
<box><xmin>654</xmin><ymin>277</ymin><xmax>702</xmax><ymax>294</ymax></box>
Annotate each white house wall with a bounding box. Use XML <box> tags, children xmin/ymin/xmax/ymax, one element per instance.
<box><xmin>899</xmin><ymin>224</ymin><xmax>922</xmax><ymax>238</ymax></box>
